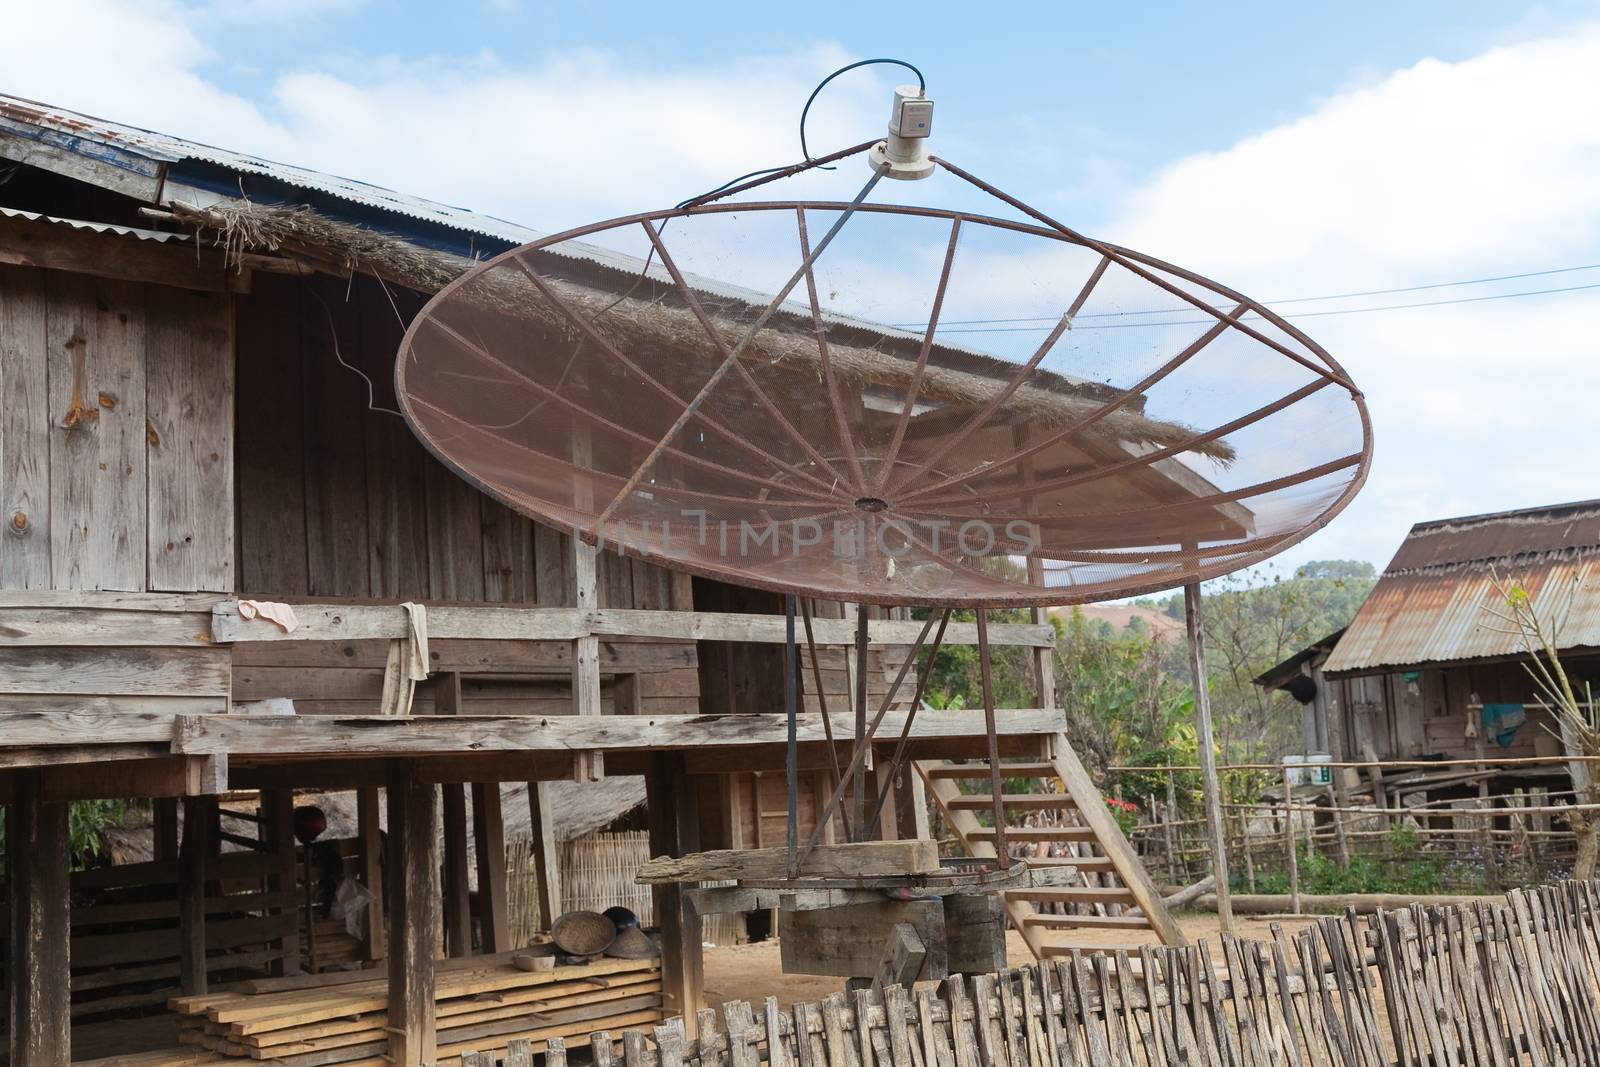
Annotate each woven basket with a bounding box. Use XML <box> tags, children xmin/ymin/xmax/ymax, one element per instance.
<box><xmin>551</xmin><ymin>910</ymin><xmax>617</xmax><ymax>956</ymax></box>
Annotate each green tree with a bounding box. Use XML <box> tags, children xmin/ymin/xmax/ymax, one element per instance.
<box><xmin>1197</xmin><ymin>560</ymin><xmax>1376</xmax><ymax>761</ymax></box>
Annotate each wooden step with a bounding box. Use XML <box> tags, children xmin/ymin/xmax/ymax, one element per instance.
<box><xmin>924</xmin><ymin>762</ymin><xmax>1061</xmax><ymax>780</ymax></box>
<box><xmin>1026</xmin><ymin>855</ymin><xmax>1117</xmax><ymax>872</ymax></box>
<box><xmin>1004</xmin><ymin>857</ymin><xmax>1120</xmax><ymax>870</ymax></box>
<box><xmin>1009</xmin><ymin>886</ymin><xmax>1137</xmax><ymax>905</ymax></box>
<box><xmin>1039</xmin><ymin>941</ymin><xmax>1159</xmax><ymax>959</ymax></box>
<box><xmin>946</xmin><ymin>794</ymin><xmax>1076</xmax><ymax>812</ymax></box>
<box><xmin>1024</xmin><ymin>913</ymin><xmax>1154</xmax><ymax>930</ymax></box>
<box><xmin>970</xmin><ymin>827</ymin><xmax>1098</xmax><ymax>844</ymax></box>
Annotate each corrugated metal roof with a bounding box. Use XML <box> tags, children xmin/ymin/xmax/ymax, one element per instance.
<box><xmin>0</xmin><ymin>93</ymin><xmax>543</xmax><ymax>247</ymax></box>
<box><xmin>0</xmin><ymin>204</ymin><xmax>188</xmax><ymax>243</ymax></box>
<box><xmin>0</xmin><ymin>93</ymin><xmax>1119</xmax><ymax>394</ymax></box>
<box><xmin>1323</xmin><ymin>499</ymin><xmax>1600</xmax><ymax>675</ymax></box>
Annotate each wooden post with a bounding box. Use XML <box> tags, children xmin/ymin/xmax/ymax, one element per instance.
<box><xmin>7</xmin><ymin>769</ymin><xmax>71</xmax><ymax>1067</ymax></box>
<box><xmin>1025</xmin><ymin>559</ymin><xmax>1057</xmax><ymax>713</ymax></box>
<box><xmin>260</xmin><ymin>789</ymin><xmax>302</xmax><ymax>975</ymax></box>
<box><xmin>647</xmin><ymin>752</ymin><xmax>704</xmax><ymax>1035</ymax></box>
<box><xmin>472</xmin><ymin>782</ymin><xmax>511</xmax><ymax>952</ymax></box>
<box><xmin>1282</xmin><ymin>766</ymin><xmax>1301</xmax><ymax>915</ymax></box>
<box><xmin>435</xmin><ymin>673</ymin><xmax>473</xmax><ymax>956</ymax></box>
<box><xmin>441</xmin><ymin>780</ymin><xmax>473</xmax><ymax>956</ymax></box>
<box><xmin>1163</xmin><ymin>773</ymin><xmax>1181</xmax><ymax>884</ymax></box>
<box><xmin>357</xmin><ymin>786</ymin><xmax>385</xmax><ymax>961</ymax></box>
<box><xmin>571</xmin><ymin>532</ymin><xmax>603</xmax><ymax>781</ymax></box>
<box><xmin>896</xmin><ymin>767</ymin><xmax>931</xmax><ymax>842</ymax></box>
<box><xmin>179</xmin><ymin>795</ymin><xmax>212</xmax><ymax>994</ymax></box>
<box><xmin>153</xmin><ymin>797</ymin><xmax>180</xmax><ymax>861</ymax></box>
<box><xmin>1238</xmin><ymin>805</ymin><xmax>1256</xmax><ymax>894</ymax></box>
<box><xmin>527</xmin><ymin>781</ymin><xmax>564</xmax><ymax>928</ymax></box>
<box><xmin>1184</xmin><ymin>582</ymin><xmax>1235</xmax><ymax>932</ymax></box>
<box><xmin>387</xmin><ymin>760</ymin><xmax>439</xmax><ymax>1067</ymax></box>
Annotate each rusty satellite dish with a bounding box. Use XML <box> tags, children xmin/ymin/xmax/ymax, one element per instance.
<box><xmin>396</xmin><ymin>93</ymin><xmax>1370</xmax><ymax>609</ymax></box>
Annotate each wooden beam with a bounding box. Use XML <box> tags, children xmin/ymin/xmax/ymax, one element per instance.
<box><xmin>527</xmin><ymin>780</ymin><xmax>564</xmax><ymax>930</ymax></box>
<box><xmin>7</xmin><ymin>768</ymin><xmax>71</xmax><ymax>1067</ymax></box>
<box><xmin>179</xmin><ymin>796</ymin><xmax>212</xmax><ymax>994</ymax></box>
<box><xmin>636</xmin><ymin>840</ymin><xmax>939</xmax><ymax>884</ymax></box>
<box><xmin>0</xmin><ymin>742</ymin><xmax>168</xmax><ymax>770</ymax></box>
<box><xmin>172</xmin><ymin>709</ymin><xmax>1067</xmax><ymax>756</ymax></box>
<box><xmin>357</xmin><ymin>786</ymin><xmax>385</xmax><ymax>962</ymax></box>
<box><xmin>778</xmin><ymin>900</ymin><xmax>948</xmax><ymax>980</ymax></box>
<box><xmin>472</xmin><ymin>782</ymin><xmax>511</xmax><ymax>953</ymax></box>
<box><xmin>0</xmin><ymin>604</ymin><xmax>216</xmax><ymax>645</ymax></box>
<box><xmin>873</xmin><ymin>923</ymin><xmax>927</xmax><ymax>995</ymax></box>
<box><xmin>210</xmin><ymin>601</ymin><xmax>1053</xmax><ymax>648</ymax></box>
<box><xmin>646</xmin><ymin>752</ymin><xmax>702</xmax><ymax>1034</ymax></box>
<box><xmin>0</xmin><ymin>210</ymin><xmax>247</xmax><ymax>293</ymax></box>
<box><xmin>942</xmin><ymin>893</ymin><xmax>1007</xmax><ymax>975</ymax></box>
<box><xmin>0</xmin><ymin>755</ymin><xmax>226</xmax><ymax>800</ymax></box>
<box><xmin>386</xmin><ymin>760</ymin><xmax>439</xmax><ymax>1067</ymax></box>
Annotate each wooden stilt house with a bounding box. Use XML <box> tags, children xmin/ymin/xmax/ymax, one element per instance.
<box><xmin>0</xmin><ymin>95</ymin><xmax>1190</xmax><ymax>1067</ymax></box>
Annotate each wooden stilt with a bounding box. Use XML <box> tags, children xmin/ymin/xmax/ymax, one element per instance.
<box><xmin>1184</xmin><ymin>582</ymin><xmax>1235</xmax><ymax>933</ymax></box>
<box><xmin>180</xmin><ymin>795</ymin><xmax>212</xmax><ymax>994</ymax></box>
<box><xmin>435</xmin><ymin>672</ymin><xmax>473</xmax><ymax>956</ymax></box>
<box><xmin>472</xmin><ymin>780</ymin><xmax>511</xmax><ymax>952</ymax></box>
<box><xmin>260</xmin><ymin>789</ymin><xmax>302</xmax><ymax>975</ymax></box>
<box><xmin>648</xmin><ymin>752</ymin><xmax>704</xmax><ymax>1035</ymax></box>
<box><xmin>387</xmin><ymin>759</ymin><xmax>440</xmax><ymax>1067</ymax></box>
<box><xmin>153</xmin><ymin>796</ymin><xmax>179</xmax><ymax>861</ymax></box>
<box><xmin>357</xmin><ymin>785</ymin><xmax>385</xmax><ymax>961</ymax></box>
<box><xmin>7</xmin><ymin>768</ymin><xmax>71</xmax><ymax>1067</ymax></box>
<box><xmin>442</xmin><ymin>780</ymin><xmax>473</xmax><ymax>956</ymax></box>
<box><xmin>527</xmin><ymin>780</ymin><xmax>564</xmax><ymax>928</ymax></box>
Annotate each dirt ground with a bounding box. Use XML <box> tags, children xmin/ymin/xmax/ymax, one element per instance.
<box><xmin>702</xmin><ymin>911</ymin><xmax>1322</xmax><ymax>1009</ymax></box>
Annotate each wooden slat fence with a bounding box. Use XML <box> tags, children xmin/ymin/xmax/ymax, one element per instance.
<box><xmin>464</xmin><ymin>879</ymin><xmax>1600</xmax><ymax>1067</ymax></box>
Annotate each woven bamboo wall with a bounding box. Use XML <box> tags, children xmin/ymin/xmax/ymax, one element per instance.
<box><xmin>507</xmin><ymin>832</ymin><xmax>743</xmax><ymax>949</ymax></box>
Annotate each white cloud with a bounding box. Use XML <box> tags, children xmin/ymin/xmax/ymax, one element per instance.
<box><xmin>0</xmin><ymin>1</ymin><xmax>883</xmax><ymax>232</ymax></box>
<box><xmin>5</xmin><ymin>1</ymin><xmax>1598</xmax><ymax>576</ymax></box>
<box><xmin>1102</xmin><ymin>24</ymin><xmax>1600</xmax><ymax>572</ymax></box>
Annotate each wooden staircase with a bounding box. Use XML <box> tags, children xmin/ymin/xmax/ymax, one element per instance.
<box><xmin>917</xmin><ymin>735</ymin><xmax>1185</xmax><ymax>960</ymax></box>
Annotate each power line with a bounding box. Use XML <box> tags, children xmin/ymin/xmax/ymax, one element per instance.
<box><xmin>891</xmin><ymin>261</ymin><xmax>1600</xmax><ymax>331</ymax></box>
<box><xmin>927</xmin><ymin>280</ymin><xmax>1600</xmax><ymax>334</ymax></box>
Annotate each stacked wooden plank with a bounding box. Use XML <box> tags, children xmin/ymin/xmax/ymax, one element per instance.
<box><xmin>166</xmin><ymin>956</ymin><xmax>661</xmax><ymax>1067</ymax></box>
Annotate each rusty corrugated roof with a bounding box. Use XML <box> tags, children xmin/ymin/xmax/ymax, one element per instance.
<box><xmin>0</xmin><ymin>92</ymin><xmax>543</xmax><ymax>252</ymax></box>
<box><xmin>1323</xmin><ymin>499</ymin><xmax>1600</xmax><ymax>675</ymax></box>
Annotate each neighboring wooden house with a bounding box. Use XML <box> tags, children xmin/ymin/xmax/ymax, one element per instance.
<box><xmin>1</xmin><ymin>94</ymin><xmax>1187</xmax><ymax>1067</ymax></box>
<box><xmin>1256</xmin><ymin>499</ymin><xmax>1600</xmax><ymax>800</ymax></box>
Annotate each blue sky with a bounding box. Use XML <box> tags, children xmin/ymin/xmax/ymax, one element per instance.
<box><xmin>5</xmin><ymin>0</ymin><xmax>1599</xmax><ymax>579</ymax></box>
<box><xmin>181</xmin><ymin>0</ymin><xmax>1597</xmax><ymax>225</ymax></box>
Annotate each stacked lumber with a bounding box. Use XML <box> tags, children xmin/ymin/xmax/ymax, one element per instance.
<box><xmin>166</xmin><ymin>956</ymin><xmax>661</xmax><ymax>1067</ymax></box>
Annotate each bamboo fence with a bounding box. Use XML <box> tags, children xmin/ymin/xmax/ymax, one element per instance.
<box><xmin>461</xmin><ymin>879</ymin><xmax>1600</xmax><ymax>1067</ymax></box>
<box><xmin>1108</xmin><ymin>755</ymin><xmax>1590</xmax><ymax>900</ymax></box>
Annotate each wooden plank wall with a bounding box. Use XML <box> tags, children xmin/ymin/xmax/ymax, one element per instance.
<box><xmin>233</xmin><ymin>273</ymin><xmax>699</xmax><ymax>717</ymax></box>
<box><xmin>0</xmin><ymin>264</ymin><xmax>234</xmax><ymax>593</ymax></box>
<box><xmin>1337</xmin><ymin>656</ymin><xmax>1600</xmax><ymax>762</ymax></box>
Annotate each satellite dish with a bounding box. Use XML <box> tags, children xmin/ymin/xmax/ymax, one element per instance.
<box><xmin>396</xmin><ymin>94</ymin><xmax>1369</xmax><ymax>610</ymax></box>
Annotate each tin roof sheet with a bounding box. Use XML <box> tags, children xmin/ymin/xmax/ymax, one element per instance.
<box><xmin>0</xmin><ymin>204</ymin><xmax>187</xmax><ymax>243</ymax></box>
<box><xmin>1323</xmin><ymin>499</ymin><xmax>1600</xmax><ymax>675</ymax></box>
<box><xmin>0</xmin><ymin>93</ymin><xmax>543</xmax><ymax>246</ymax></box>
